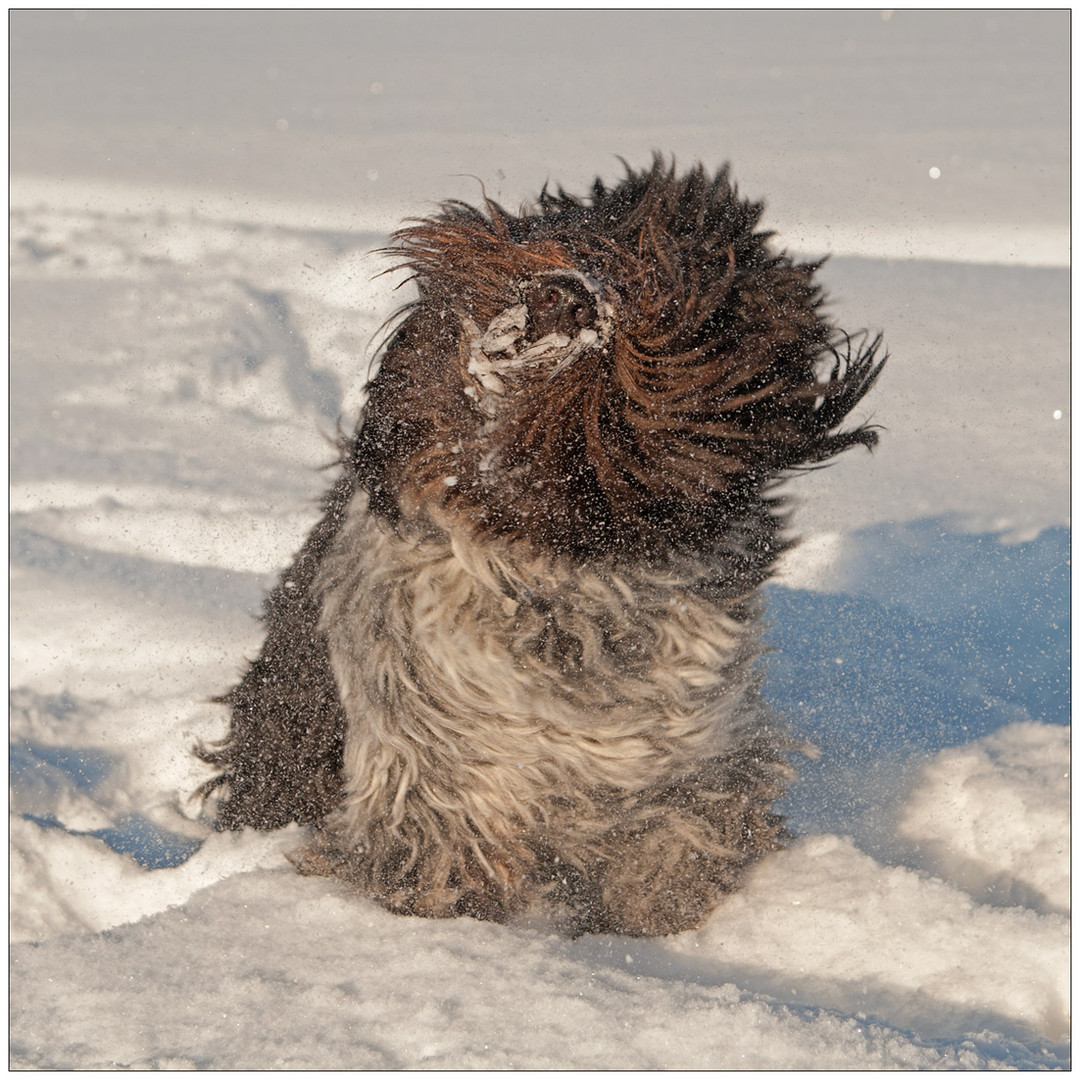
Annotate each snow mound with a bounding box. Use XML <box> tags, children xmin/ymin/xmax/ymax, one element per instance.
<box><xmin>900</xmin><ymin>722</ymin><xmax>1070</xmax><ymax>914</ymax></box>
<box><xmin>8</xmin><ymin>862</ymin><xmax>1066</xmax><ymax>1071</ymax></box>
<box><xmin>673</xmin><ymin>830</ymin><xmax>1069</xmax><ymax>1044</ymax></box>
<box><xmin>9</xmin><ymin>723</ymin><xmax>1069</xmax><ymax>1070</ymax></box>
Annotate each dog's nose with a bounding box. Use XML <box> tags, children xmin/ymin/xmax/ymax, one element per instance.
<box><xmin>522</xmin><ymin>275</ymin><xmax>601</xmax><ymax>341</ymax></box>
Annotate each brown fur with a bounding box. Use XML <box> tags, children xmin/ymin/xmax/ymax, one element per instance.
<box><xmin>199</xmin><ymin>156</ymin><xmax>885</xmax><ymax>936</ymax></box>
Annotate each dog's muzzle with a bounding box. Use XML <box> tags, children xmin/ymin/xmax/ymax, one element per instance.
<box><xmin>463</xmin><ymin>271</ymin><xmax>615</xmax><ymax>414</ymax></box>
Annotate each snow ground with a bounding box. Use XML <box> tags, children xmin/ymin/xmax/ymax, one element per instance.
<box><xmin>9</xmin><ymin>9</ymin><xmax>1070</xmax><ymax>1071</ymax></box>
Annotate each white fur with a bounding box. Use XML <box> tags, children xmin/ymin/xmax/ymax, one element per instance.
<box><xmin>314</xmin><ymin>490</ymin><xmax>770</xmax><ymax>859</ymax></box>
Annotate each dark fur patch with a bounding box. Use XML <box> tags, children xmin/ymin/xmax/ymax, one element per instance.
<box><xmin>356</xmin><ymin>156</ymin><xmax>883</xmax><ymax>561</ymax></box>
<box><xmin>198</xmin><ymin>473</ymin><xmax>355</xmax><ymax>829</ymax></box>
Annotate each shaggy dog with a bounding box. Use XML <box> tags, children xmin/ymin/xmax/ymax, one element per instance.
<box><xmin>200</xmin><ymin>156</ymin><xmax>885</xmax><ymax>936</ymax></box>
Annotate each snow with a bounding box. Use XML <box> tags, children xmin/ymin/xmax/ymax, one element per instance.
<box><xmin>898</xmin><ymin>723</ymin><xmax>1070</xmax><ymax>915</ymax></box>
<box><xmin>9</xmin><ymin>854</ymin><xmax>1068</xmax><ymax>1071</ymax></box>
<box><xmin>9</xmin><ymin>9</ymin><xmax>1070</xmax><ymax>1071</ymax></box>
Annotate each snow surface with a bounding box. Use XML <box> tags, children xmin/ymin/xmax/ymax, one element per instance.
<box><xmin>9</xmin><ymin>9</ymin><xmax>1070</xmax><ymax>1071</ymax></box>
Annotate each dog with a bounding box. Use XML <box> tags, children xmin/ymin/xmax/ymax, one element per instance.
<box><xmin>199</xmin><ymin>156</ymin><xmax>884</xmax><ymax>936</ymax></box>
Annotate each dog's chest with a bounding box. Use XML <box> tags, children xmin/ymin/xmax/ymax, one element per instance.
<box><xmin>315</xmin><ymin>492</ymin><xmax>765</xmax><ymax>798</ymax></box>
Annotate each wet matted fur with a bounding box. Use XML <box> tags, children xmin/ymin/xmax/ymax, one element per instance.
<box><xmin>199</xmin><ymin>156</ymin><xmax>885</xmax><ymax>936</ymax></box>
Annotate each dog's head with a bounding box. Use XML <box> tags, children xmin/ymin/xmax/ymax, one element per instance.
<box><xmin>354</xmin><ymin>156</ymin><xmax>884</xmax><ymax>562</ymax></box>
